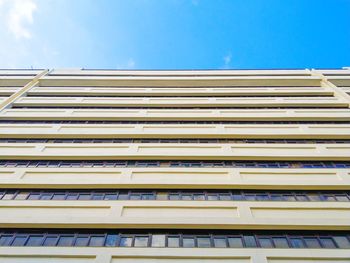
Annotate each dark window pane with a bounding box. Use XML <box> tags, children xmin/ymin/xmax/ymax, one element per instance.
<box><xmin>213</xmin><ymin>237</ymin><xmax>227</xmax><ymax>248</ymax></box>
<box><xmin>142</xmin><ymin>194</ymin><xmax>154</xmax><ymax>200</ymax></box>
<box><xmin>228</xmin><ymin>237</ymin><xmax>243</xmax><ymax>248</ymax></box>
<box><xmin>26</xmin><ymin>236</ymin><xmax>43</xmax><ymax>246</ymax></box>
<box><xmin>169</xmin><ymin>194</ymin><xmax>180</xmax><ymax>200</ymax></box>
<box><xmin>43</xmin><ymin>236</ymin><xmax>58</xmax><ymax>246</ymax></box>
<box><xmin>183</xmin><ymin>237</ymin><xmax>195</xmax><ymax>248</ymax></box>
<box><xmin>151</xmin><ymin>235</ymin><xmax>165</xmax><ymax>247</ymax></box>
<box><xmin>272</xmin><ymin>237</ymin><xmax>289</xmax><ymax>248</ymax></box>
<box><xmin>11</xmin><ymin>236</ymin><xmax>27</xmax><ymax>246</ymax></box>
<box><xmin>89</xmin><ymin>236</ymin><xmax>105</xmax><ymax>246</ymax></box>
<box><xmin>304</xmin><ymin>238</ymin><xmax>321</xmax><ymax>248</ymax></box>
<box><xmin>118</xmin><ymin>193</ymin><xmax>128</xmax><ymax>200</ymax></box>
<box><xmin>197</xmin><ymin>237</ymin><xmax>211</xmax><ymax>248</ymax></box>
<box><xmin>167</xmin><ymin>236</ymin><xmax>180</xmax><ymax>247</ymax></box>
<box><xmin>74</xmin><ymin>237</ymin><xmax>89</xmax><ymax>246</ymax></box>
<box><xmin>119</xmin><ymin>237</ymin><xmax>132</xmax><ymax>247</ymax></box>
<box><xmin>130</xmin><ymin>194</ymin><xmax>141</xmax><ymax>200</ymax></box>
<box><xmin>91</xmin><ymin>194</ymin><xmax>104</xmax><ymax>200</ymax></box>
<box><xmin>290</xmin><ymin>237</ymin><xmax>305</xmax><ymax>248</ymax></box>
<box><xmin>105</xmin><ymin>234</ymin><xmax>118</xmax><ymax>247</ymax></box>
<box><xmin>333</xmin><ymin>236</ymin><xmax>350</xmax><ymax>248</ymax></box>
<box><xmin>134</xmin><ymin>236</ymin><xmax>148</xmax><ymax>247</ymax></box>
<box><xmin>219</xmin><ymin>194</ymin><xmax>231</xmax><ymax>201</ymax></box>
<box><xmin>320</xmin><ymin>237</ymin><xmax>336</xmax><ymax>248</ymax></box>
<box><xmin>244</xmin><ymin>236</ymin><xmax>257</xmax><ymax>247</ymax></box>
<box><xmin>308</xmin><ymin>194</ymin><xmax>321</xmax><ymax>201</ymax></box>
<box><xmin>57</xmin><ymin>236</ymin><xmax>74</xmax><ymax>246</ymax></box>
<box><xmin>256</xmin><ymin>194</ymin><xmax>269</xmax><ymax>201</ymax></box>
<box><xmin>0</xmin><ymin>235</ymin><xmax>13</xmax><ymax>246</ymax></box>
<box><xmin>258</xmin><ymin>237</ymin><xmax>273</xmax><ymax>248</ymax></box>
<box><xmin>231</xmin><ymin>194</ymin><xmax>242</xmax><ymax>201</ymax></box>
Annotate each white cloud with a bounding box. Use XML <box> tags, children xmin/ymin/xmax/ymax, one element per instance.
<box><xmin>223</xmin><ymin>53</ymin><xmax>231</xmax><ymax>66</ymax></box>
<box><xmin>0</xmin><ymin>0</ymin><xmax>37</xmax><ymax>39</ymax></box>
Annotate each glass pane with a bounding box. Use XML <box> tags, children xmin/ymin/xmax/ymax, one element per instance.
<box><xmin>322</xmin><ymin>195</ymin><xmax>336</xmax><ymax>201</ymax></box>
<box><xmin>66</xmin><ymin>194</ymin><xmax>78</xmax><ymax>200</ymax></box>
<box><xmin>272</xmin><ymin>237</ymin><xmax>289</xmax><ymax>248</ymax></box>
<box><xmin>14</xmin><ymin>192</ymin><xmax>29</xmax><ymax>200</ymax></box>
<box><xmin>183</xmin><ymin>237</ymin><xmax>195</xmax><ymax>248</ymax></box>
<box><xmin>304</xmin><ymin>238</ymin><xmax>321</xmax><ymax>248</ymax></box>
<box><xmin>11</xmin><ymin>236</ymin><xmax>27</xmax><ymax>246</ymax></box>
<box><xmin>290</xmin><ymin>237</ymin><xmax>305</xmax><ymax>248</ymax></box>
<box><xmin>193</xmin><ymin>194</ymin><xmax>205</xmax><ymax>201</ymax></box>
<box><xmin>169</xmin><ymin>194</ymin><xmax>180</xmax><ymax>200</ymax></box>
<box><xmin>26</xmin><ymin>236</ymin><xmax>43</xmax><ymax>246</ymax></box>
<box><xmin>156</xmin><ymin>192</ymin><xmax>168</xmax><ymax>200</ymax></box>
<box><xmin>182</xmin><ymin>194</ymin><xmax>192</xmax><ymax>200</ymax></box>
<box><xmin>197</xmin><ymin>237</ymin><xmax>211</xmax><ymax>248</ymax></box>
<box><xmin>52</xmin><ymin>194</ymin><xmax>66</xmax><ymax>200</ymax></box>
<box><xmin>105</xmin><ymin>234</ymin><xmax>118</xmax><ymax>247</ymax></box>
<box><xmin>231</xmin><ymin>194</ymin><xmax>242</xmax><ymax>201</ymax></box>
<box><xmin>2</xmin><ymin>193</ymin><xmax>15</xmax><ymax>200</ymax></box>
<box><xmin>40</xmin><ymin>194</ymin><xmax>53</xmax><ymax>200</ymax></box>
<box><xmin>78</xmin><ymin>194</ymin><xmax>91</xmax><ymax>200</ymax></box>
<box><xmin>92</xmin><ymin>194</ymin><xmax>104</xmax><ymax>200</ymax></box>
<box><xmin>219</xmin><ymin>194</ymin><xmax>231</xmax><ymax>201</ymax></box>
<box><xmin>0</xmin><ymin>235</ymin><xmax>13</xmax><ymax>246</ymax></box>
<box><xmin>74</xmin><ymin>237</ymin><xmax>89</xmax><ymax>246</ymax></box>
<box><xmin>207</xmin><ymin>194</ymin><xmax>219</xmax><ymax>201</ymax></box>
<box><xmin>244</xmin><ymin>236</ymin><xmax>257</xmax><ymax>247</ymax></box>
<box><xmin>105</xmin><ymin>194</ymin><xmax>118</xmax><ymax>200</ymax></box>
<box><xmin>333</xmin><ymin>236</ymin><xmax>350</xmax><ymax>248</ymax></box>
<box><xmin>256</xmin><ymin>194</ymin><xmax>269</xmax><ymax>201</ymax></box>
<box><xmin>134</xmin><ymin>236</ymin><xmax>149</xmax><ymax>247</ymax></box>
<box><xmin>57</xmin><ymin>236</ymin><xmax>74</xmax><ymax>246</ymax></box>
<box><xmin>27</xmin><ymin>193</ymin><xmax>40</xmax><ymax>200</ymax></box>
<box><xmin>151</xmin><ymin>235</ymin><xmax>165</xmax><ymax>247</ymax></box>
<box><xmin>43</xmin><ymin>236</ymin><xmax>58</xmax><ymax>246</ymax></box>
<box><xmin>320</xmin><ymin>237</ymin><xmax>336</xmax><ymax>248</ymax></box>
<box><xmin>335</xmin><ymin>195</ymin><xmax>349</xmax><ymax>202</ymax></box>
<box><xmin>130</xmin><ymin>194</ymin><xmax>141</xmax><ymax>200</ymax></box>
<box><xmin>258</xmin><ymin>237</ymin><xmax>273</xmax><ymax>248</ymax></box>
<box><xmin>228</xmin><ymin>237</ymin><xmax>243</xmax><ymax>248</ymax></box>
<box><xmin>213</xmin><ymin>237</ymin><xmax>227</xmax><ymax>248</ymax></box>
<box><xmin>308</xmin><ymin>194</ymin><xmax>321</xmax><ymax>201</ymax></box>
<box><xmin>167</xmin><ymin>236</ymin><xmax>180</xmax><ymax>247</ymax></box>
<box><xmin>295</xmin><ymin>195</ymin><xmax>308</xmax><ymax>201</ymax></box>
<box><xmin>89</xmin><ymin>236</ymin><xmax>105</xmax><ymax>246</ymax></box>
<box><xmin>119</xmin><ymin>237</ymin><xmax>132</xmax><ymax>247</ymax></box>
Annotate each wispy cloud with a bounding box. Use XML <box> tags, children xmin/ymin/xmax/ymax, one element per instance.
<box><xmin>0</xmin><ymin>0</ymin><xmax>37</xmax><ymax>39</ymax></box>
<box><xmin>221</xmin><ymin>52</ymin><xmax>232</xmax><ymax>69</ymax></box>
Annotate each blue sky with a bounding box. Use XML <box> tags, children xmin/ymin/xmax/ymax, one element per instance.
<box><xmin>0</xmin><ymin>0</ymin><xmax>349</xmax><ymax>69</ymax></box>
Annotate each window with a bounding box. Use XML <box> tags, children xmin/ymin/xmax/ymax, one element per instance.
<box><xmin>213</xmin><ymin>237</ymin><xmax>227</xmax><ymax>248</ymax></box>
<box><xmin>11</xmin><ymin>236</ymin><xmax>27</xmax><ymax>246</ymax></box>
<box><xmin>167</xmin><ymin>236</ymin><xmax>180</xmax><ymax>247</ymax></box>
<box><xmin>105</xmin><ymin>234</ymin><xmax>118</xmax><ymax>247</ymax></box>
<box><xmin>151</xmin><ymin>235</ymin><xmax>165</xmax><ymax>247</ymax></box>
<box><xmin>26</xmin><ymin>236</ymin><xmax>43</xmax><ymax>246</ymax></box>
<box><xmin>258</xmin><ymin>237</ymin><xmax>273</xmax><ymax>248</ymax></box>
<box><xmin>333</xmin><ymin>236</ymin><xmax>350</xmax><ymax>248</ymax></box>
<box><xmin>119</xmin><ymin>236</ymin><xmax>132</xmax><ymax>247</ymax></box>
<box><xmin>57</xmin><ymin>236</ymin><xmax>74</xmax><ymax>246</ymax></box>
<box><xmin>197</xmin><ymin>236</ymin><xmax>211</xmax><ymax>248</ymax></box>
<box><xmin>304</xmin><ymin>238</ymin><xmax>321</xmax><ymax>248</ymax></box>
<box><xmin>228</xmin><ymin>237</ymin><xmax>243</xmax><ymax>248</ymax></box>
<box><xmin>290</xmin><ymin>237</ymin><xmax>305</xmax><ymax>248</ymax></box>
<box><xmin>182</xmin><ymin>237</ymin><xmax>195</xmax><ymax>248</ymax></box>
<box><xmin>89</xmin><ymin>236</ymin><xmax>105</xmax><ymax>246</ymax></box>
<box><xmin>74</xmin><ymin>236</ymin><xmax>89</xmax><ymax>246</ymax></box>
<box><xmin>134</xmin><ymin>236</ymin><xmax>149</xmax><ymax>247</ymax></box>
<box><xmin>244</xmin><ymin>236</ymin><xmax>257</xmax><ymax>247</ymax></box>
<box><xmin>272</xmin><ymin>237</ymin><xmax>289</xmax><ymax>248</ymax></box>
<box><xmin>43</xmin><ymin>236</ymin><xmax>58</xmax><ymax>246</ymax></box>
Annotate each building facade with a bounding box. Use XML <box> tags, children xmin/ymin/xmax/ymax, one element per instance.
<box><xmin>0</xmin><ymin>68</ymin><xmax>350</xmax><ymax>262</ymax></box>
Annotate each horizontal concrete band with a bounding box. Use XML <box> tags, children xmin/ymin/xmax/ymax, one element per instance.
<box><xmin>1</xmin><ymin>247</ymin><xmax>349</xmax><ymax>263</ymax></box>
<box><xmin>1</xmin><ymin>143</ymin><xmax>350</xmax><ymax>161</ymax></box>
<box><xmin>1</xmin><ymin>124</ymin><xmax>350</xmax><ymax>139</ymax></box>
<box><xmin>1</xmin><ymin>108</ymin><xmax>350</xmax><ymax>121</ymax></box>
<box><xmin>27</xmin><ymin>86</ymin><xmax>335</xmax><ymax>96</ymax></box>
<box><xmin>13</xmin><ymin>96</ymin><xmax>348</xmax><ymax>107</ymax></box>
<box><xmin>0</xmin><ymin>200</ymin><xmax>349</xmax><ymax>230</ymax></box>
<box><xmin>1</xmin><ymin>167</ymin><xmax>349</xmax><ymax>190</ymax></box>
